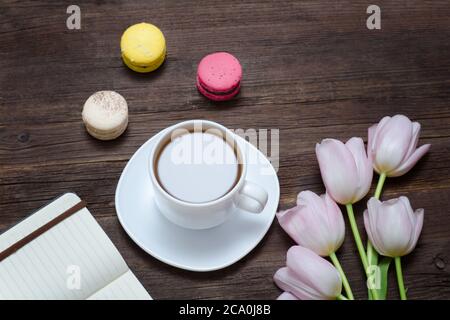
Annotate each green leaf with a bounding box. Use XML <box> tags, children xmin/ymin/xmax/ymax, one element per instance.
<box><xmin>367</xmin><ymin>243</ymin><xmax>379</xmax><ymax>300</ymax></box>
<box><xmin>376</xmin><ymin>257</ymin><xmax>392</xmax><ymax>300</ymax></box>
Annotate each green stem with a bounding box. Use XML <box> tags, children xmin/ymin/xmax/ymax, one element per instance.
<box><xmin>374</xmin><ymin>173</ymin><xmax>386</xmax><ymax>199</ymax></box>
<box><xmin>366</xmin><ymin>240</ymin><xmax>377</xmax><ymax>300</ymax></box>
<box><xmin>367</xmin><ymin>173</ymin><xmax>387</xmax><ymax>298</ymax></box>
<box><xmin>337</xmin><ymin>294</ymin><xmax>348</xmax><ymax>301</ymax></box>
<box><xmin>346</xmin><ymin>203</ymin><xmax>379</xmax><ymax>300</ymax></box>
<box><xmin>346</xmin><ymin>204</ymin><xmax>369</xmax><ymax>270</ymax></box>
<box><xmin>367</xmin><ymin>242</ymin><xmax>376</xmax><ymax>265</ymax></box>
<box><xmin>329</xmin><ymin>252</ymin><xmax>354</xmax><ymax>300</ymax></box>
<box><xmin>395</xmin><ymin>257</ymin><xmax>407</xmax><ymax>300</ymax></box>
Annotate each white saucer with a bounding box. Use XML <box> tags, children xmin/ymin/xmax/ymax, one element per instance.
<box><xmin>115</xmin><ymin>126</ymin><xmax>280</xmax><ymax>272</ymax></box>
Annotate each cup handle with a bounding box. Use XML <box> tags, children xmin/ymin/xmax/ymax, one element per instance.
<box><xmin>236</xmin><ymin>181</ymin><xmax>268</xmax><ymax>213</ymax></box>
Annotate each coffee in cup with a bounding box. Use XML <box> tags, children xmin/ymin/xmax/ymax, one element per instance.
<box><xmin>155</xmin><ymin>130</ymin><xmax>240</xmax><ymax>203</ymax></box>
<box><xmin>149</xmin><ymin>120</ymin><xmax>268</xmax><ymax>229</ymax></box>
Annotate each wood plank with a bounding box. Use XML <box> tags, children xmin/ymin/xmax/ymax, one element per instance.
<box><xmin>0</xmin><ymin>0</ymin><xmax>449</xmax><ymax>299</ymax></box>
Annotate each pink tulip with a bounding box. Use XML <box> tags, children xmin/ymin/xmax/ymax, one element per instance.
<box><xmin>316</xmin><ymin>138</ymin><xmax>373</xmax><ymax>204</ymax></box>
<box><xmin>277</xmin><ymin>292</ymin><xmax>299</xmax><ymax>300</ymax></box>
<box><xmin>368</xmin><ymin>115</ymin><xmax>430</xmax><ymax>177</ymax></box>
<box><xmin>364</xmin><ymin>196</ymin><xmax>424</xmax><ymax>257</ymax></box>
<box><xmin>273</xmin><ymin>246</ymin><xmax>342</xmax><ymax>300</ymax></box>
<box><xmin>276</xmin><ymin>191</ymin><xmax>345</xmax><ymax>256</ymax></box>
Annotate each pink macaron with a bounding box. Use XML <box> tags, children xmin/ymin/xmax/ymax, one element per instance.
<box><xmin>196</xmin><ymin>52</ymin><xmax>242</xmax><ymax>101</ymax></box>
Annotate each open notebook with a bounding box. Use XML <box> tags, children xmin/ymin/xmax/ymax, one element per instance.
<box><xmin>0</xmin><ymin>193</ymin><xmax>151</xmax><ymax>300</ymax></box>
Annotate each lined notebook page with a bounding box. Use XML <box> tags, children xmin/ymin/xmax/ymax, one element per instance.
<box><xmin>0</xmin><ymin>193</ymin><xmax>151</xmax><ymax>300</ymax></box>
<box><xmin>87</xmin><ymin>270</ymin><xmax>151</xmax><ymax>300</ymax></box>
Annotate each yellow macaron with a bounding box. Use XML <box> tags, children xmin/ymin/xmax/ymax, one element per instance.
<box><xmin>120</xmin><ymin>23</ymin><xmax>166</xmax><ymax>73</ymax></box>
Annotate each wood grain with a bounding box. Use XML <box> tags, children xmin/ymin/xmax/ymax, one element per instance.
<box><xmin>1</xmin><ymin>0</ymin><xmax>449</xmax><ymax>299</ymax></box>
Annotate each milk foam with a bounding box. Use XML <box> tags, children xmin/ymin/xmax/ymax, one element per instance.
<box><xmin>156</xmin><ymin>132</ymin><xmax>239</xmax><ymax>203</ymax></box>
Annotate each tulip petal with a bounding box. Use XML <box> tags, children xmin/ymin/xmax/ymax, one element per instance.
<box><xmin>295</xmin><ymin>191</ymin><xmax>333</xmax><ymax>255</ymax></box>
<box><xmin>345</xmin><ymin>137</ymin><xmax>373</xmax><ymax>202</ymax></box>
<box><xmin>365</xmin><ymin>196</ymin><xmax>424</xmax><ymax>257</ymax></box>
<box><xmin>374</xmin><ymin>115</ymin><xmax>413</xmax><ymax>174</ymax></box>
<box><xmin>277</xmin><ymin>292</ymin><xmax>299</xmax><ymax>300</ymax></box>
<box><xmin>403</xmin><ymin>122</ymin><xmax>421</xmax><ymax>160</ymax></box>
<box><xmin>364</xmin><ymin>198</ymin><xmax>385</xmax><ymax>255</ymax></box>
<box><xmin>368</xmin><ymin>124</ymin><xmax>378</xmax><ymax>170</ymax></box>
<box><xmin>376</xmin><ymin>199</ymin><xmax>415</xmax><ymax>257</ymax></box>
<box><xmin>405</xmin><ymin>208</ymin><xmax>424</xmax><ymax>255</ymax></box>
<box><xmin>323</xmin><ymin>193</ymin><xmax>345</xmax><ymax>251</ymax></box>
<box><xmin>368</xmin><ymin>124</ymin><xmax>377</xmax><ymax>154</ymax></box>
<box><xmin>367</xmin><ymin>197</ymin><xmax>382</xmax><ymax>227</ymax></box>
<box><xmin>276</xmin><ymin>207</ymin><xmax>303</xmax><ymax>245</ymax></box>
<box><xmin>279</xmin><ymin>191</ymin><xmax>345</xmax><ymax>256</ymax></box>
<box><xmin>286</xmin><ymin>246</ymin><xmax>342</xmax><ymax>299</ymax></box>
<box><xmin>297</xmin><ymin>191</ymin><xmax>326</xmax><ymax>214</ymax></box>
<box><xmin>388</xmin><ymin>144</ymin><xmax>430</xmax><ymax>177</ymax></box>
<box><xmin>364</xmin><ymin>208</ymin><xmax>376</xmax><ymax>249</ymax></box>
<box><xmin>276</xmin><ymin>205</ymin><xmax>331</xmax><ymax>256</ymax></box>
<box><xmin>399</xmin><ymin>196</ymin><xmax>416</xmax><ymax>233</ymax></box>
<box><xmin>315</xmin><ymin>139</ymin><xmax>359</xmax><ymax>204</ymax></box>
<box><xmin>297</xmin><ymin>192</ymin><xmax>328</xmax><ymax>233</ymax></box>
<box><xmin>273</xmin><ymin>267</ymin><xmax>322</xmax><ymax>300</ymax></box>
<box><xmin>398</xmin><ymin>196</ymin><xmax>413</xmax><ymax>213</ymax></box>
<box><xmin>370</xmin><ymin>116</ymin><xmax>391</xmax><ymax>172</ymax></box>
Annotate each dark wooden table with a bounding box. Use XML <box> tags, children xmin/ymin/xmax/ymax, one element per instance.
<box><xmin>1</xmin><ymin>0</ymin><xmax>449</xmax><ymax>300</ymax></box>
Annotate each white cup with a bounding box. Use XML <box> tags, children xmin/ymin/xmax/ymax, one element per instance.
<box><xmin>149</xmin><ymin>120</ymin><xmax>269</xmax><ymax>229</ymax></box>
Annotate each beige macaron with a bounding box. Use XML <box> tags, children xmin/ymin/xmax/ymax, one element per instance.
<box><xmin>82</xmin><ymin>91</ymin><xmax>128</xmax><ymax>140</ymax></box>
